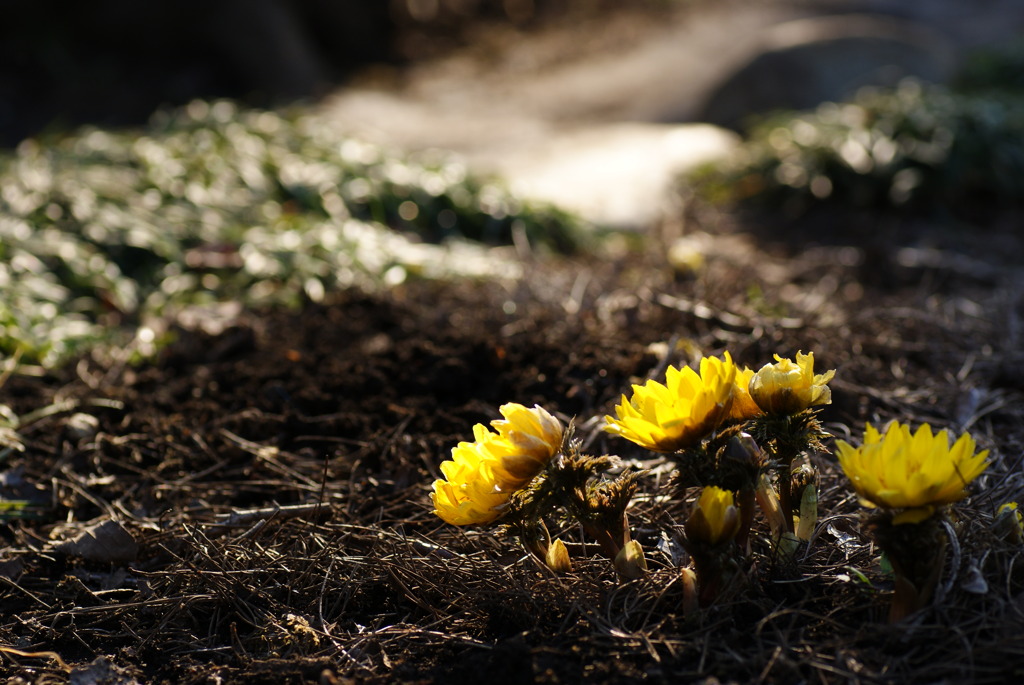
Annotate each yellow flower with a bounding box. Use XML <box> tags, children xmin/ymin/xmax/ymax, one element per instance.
<box><xmin>726</xmin><ymin>365</ymin><xmax>763</xmax><ymax>421</ymax></box>
<box><xmin>750</xmin><ymin>351</ymin><xmax>834</xmax><ymax>415</ymax></box>
<box><xmin>685</xmin><ymin>486</ymin><xmax>741</xmax><ymax>547</ymax></box>
<box><xmin>431</xmin><ymin>404</ymin><xmax>563</xmax><ymax>525</ymax></box>
<box><xmin>603</xmin><ymin>353</ymin><xmax>737</xmax><ymax>452</ymax></box>
<box><xmin>486</xmin><ymin>403</ymin><xmax>564</xmax><ymax>489</ymax></box>
<box><xmin>836</xmin><ymin>422</ymin><xmax>990</xmax><ymax>525</ymax></box>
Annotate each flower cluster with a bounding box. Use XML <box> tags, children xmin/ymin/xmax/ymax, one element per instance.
<box><xmin>427</xmin><ymin>344</ymin><xmax>1006</xmax><ymax>622</ymax></box>
<box><xmin>603</xmin><ymin>351</ymin><xmax>833</xmax><ymax>453</ymax></box>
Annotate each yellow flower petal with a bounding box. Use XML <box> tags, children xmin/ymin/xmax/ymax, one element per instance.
<box><xmin>485</xmin><ymin>403</ymin><xmax>564</xmax><ymax>489</ymax></box>
<box><xmin>490</xmin><ymin>403</ymin><xmax>563</xmax><ymax>458</ymax></box>
<box><xmin>727</xmin><ymin>365</ymin><xmax>762</xmax><ymax>421</ymax></box>
<box><xmin>430</xmin><ymin>477</ymin><xmax>507</xmax><ymax>525</ymax></box>
<box><xmin>892</xmin><ymin>506</ymin><xmax>935</xmax><ymax>525</ymax></box>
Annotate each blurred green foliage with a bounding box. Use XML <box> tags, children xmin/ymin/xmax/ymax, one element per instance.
<box><xmin>955</xmin><ymin>40</ymin><xmax>1024</xmax><ymax>95</ymax></box>
<box><xmin>0</xmin><ymin>100</ymin><xmax>583</xmax><ymax>366</ymax></box>
<box><xmin>690</xmin><ymin>42</ymin><xmax>1024</xmax><ymax>218</ymax></box>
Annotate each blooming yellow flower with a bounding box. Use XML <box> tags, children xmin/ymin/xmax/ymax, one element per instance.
<box><xmin>726</xmin><ymin>364</ymin><xmax>763</xmax><ymax>421</ymax></box>
<box><xmin>750</xmin><ymin>351</ymin><xmax>834</xmax><ymax>415</ymax></box>
<box><xmin>431</xmin><ymin>404</ymin><xmax>564</xmax><ymax>525</ymax></box>
<box><xmin>836</xmin><ymin>422</ymin><xmax>990</xmax><ymax>525</ymax></box>
<box><xmin>603</xmin><ymin>353</ymin><xmax>738</xmax><ymax>452</ymax></box>
<box><xmin>685</xmin><ymin>486</ymin><xmax>741</xmax><ymax>547</ymax></box>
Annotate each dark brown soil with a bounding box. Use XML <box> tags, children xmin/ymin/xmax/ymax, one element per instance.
<box><xmin>2</xmin><ymin>209</ymin><xmax>1024</xmax><ymax>683</ymax></box>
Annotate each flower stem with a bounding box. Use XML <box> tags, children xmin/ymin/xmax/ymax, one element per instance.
<box><xmin>775</xmin><ymin>447</ymin><xmax>798</xmax><ymax>535</ymax></box>
<box><xmin>871</xmin><ymin>514</ymin><xmax>948</xmax><ymax>622</ymax></box>
<box><xmin>735</xmin><ymin>486</ymin><xmax>756</xmax><ymax>555</ymax></box>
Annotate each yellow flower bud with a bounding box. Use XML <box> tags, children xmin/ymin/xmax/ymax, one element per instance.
<box><xmin>545</xmin><ymin>538</ymin><xmax>573</xmax><ymax>574</ymax></box>
<box><xmin>994</xmin><ymin>502</ymin><xmax>1023</xmax><ymax>544</ymax></box>
<box><xmin>613</xmin><ymin>540</ymin><xmax>648</xmax><ymax>580</ymax></box>
<box><xmin>754</xmin><ymin>473</ymin><xmax>787</xmax><ymax>540</ymax></box>
<box><xmin>685</xmin><ymin>486</ymin><xmax>741</xmax><ymax>548</ymax></box>
<box><xmin>680</xmin><ymin>567</ymin><xmax>699</xmax><ymax>614</ymax></box>
<box><xmin>795</xmin><ymin>481</ymin><xmax>818</xmax><ymax>542</ymax></box>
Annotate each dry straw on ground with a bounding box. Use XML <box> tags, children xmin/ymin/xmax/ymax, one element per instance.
<box><xmin>2</xmin><ymin>207</ymin><xmax>1024</xmax><ymax>683</ymax></box>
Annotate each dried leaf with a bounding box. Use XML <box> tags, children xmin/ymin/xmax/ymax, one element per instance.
<box><xmin>53</xmin><ymin>520</ymin><xmax>138</xmax><ymax>563</ymax></box>
<box><xmin>70</xmin><ymin>656</ymin><xmax>140</xmax><ymax>685</ymax></box>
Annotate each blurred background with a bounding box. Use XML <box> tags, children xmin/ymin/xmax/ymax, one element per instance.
<box><xmin>6</xmin><ymin>0</ymin><xmax>1024</xmax><ymax>147</ymax></box>
<box><xmin>0</xmin><ymin>0</ymin><xmax>650</xmax><ymax>146</ymax></box>
<box><xmin>4</xmin><ymin>0</ymin><xmax>1024</xmax><ymax>367</ymax></box>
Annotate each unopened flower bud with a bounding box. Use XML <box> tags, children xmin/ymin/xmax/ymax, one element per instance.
<box><xmin>545</xmin><ymin>539</ymin><xmax>573</xmax><ymax>574</ymax></box>
<box><xmin>613</xmin><ymin>540</ymin><xmax>648</xmax><ymax>580</ymax></box>
<box><xmin>994</xmin><ymin>502</ymin><xmax>1023</xmax><ymax>545</ymax></box>
<box><xmin>685</xmin><ymin>486</ymin><xmax>741</xmax><ymax>549</ymax></box>
<box><xmin>680</xmin><ymin>567</ymin><xmax>699</xmax><ymax>614</ymax></box>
